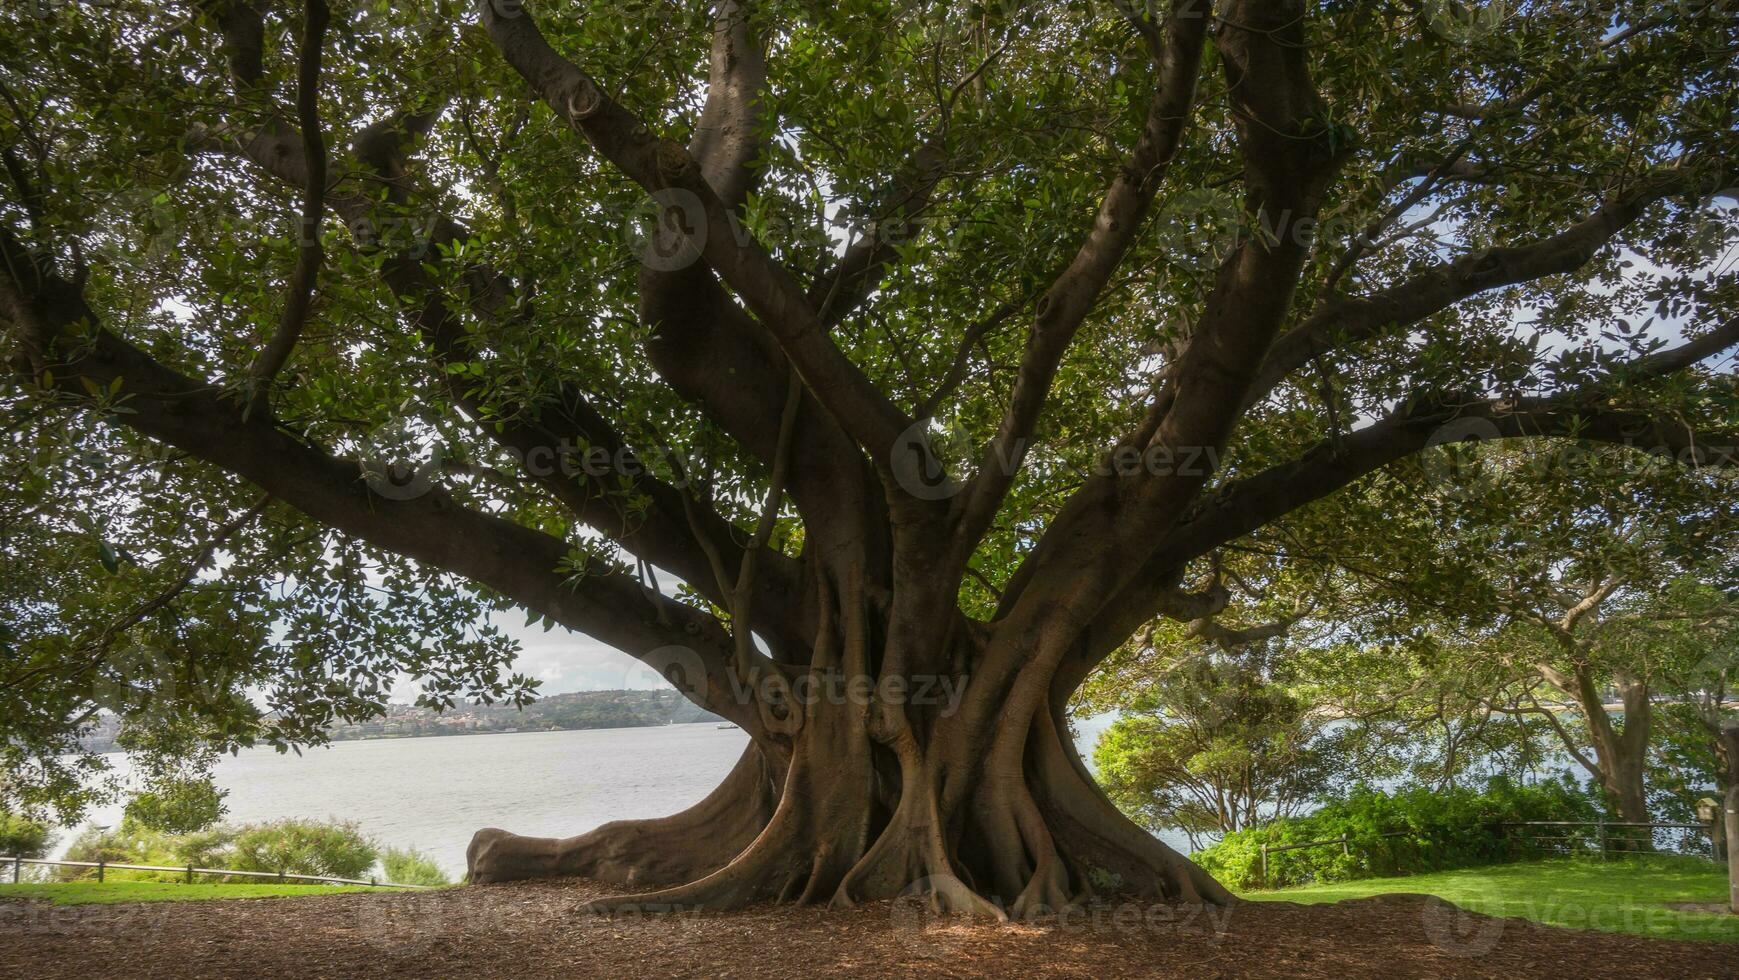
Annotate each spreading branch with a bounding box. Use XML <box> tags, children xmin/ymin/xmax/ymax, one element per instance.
<box><xmin>243</xmin><ymin>0</ymin><xmax>330</xmax><ymax>418</ymax></box>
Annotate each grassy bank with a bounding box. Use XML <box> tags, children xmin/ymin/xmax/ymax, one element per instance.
<box><xmin>0</xmin><ymin>881</ymin><xmax>378</xmax><ymax>905</ymax></box>
<box><xmin>1240</xmin><ymin>855</ymin><xmax>1738</xmax><ymax>943</ymax></box>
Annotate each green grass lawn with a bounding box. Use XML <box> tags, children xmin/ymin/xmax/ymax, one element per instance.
<box><xmin>1240</xmin><ymin>855</ymin><xmax>1739</xmax><ymax>943</ymax></box>
<box><xmin>0</xmin><ymin>880</ymin><xmax>378</xmax><ymax>905</ymax></box>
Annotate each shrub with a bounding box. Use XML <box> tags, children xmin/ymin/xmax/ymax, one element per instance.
<box><xmin>382</xmin><ymin>847</ymin><xmax>451</xmax><ymax>886</ymax></box>
<box><xmin>60</xmin><ymin>818</ymin><xmax>375</xmax><ymax>883</ymax></box>
<box><xmin>0</xmin><ymin>813</ymin><xmax>52</xmax><ymax>859</ymax></box>
<box><xmin>227</xmin><ymin>819</ymin><xmax>378</xmax><ymax>880</ymax></box>
<box><xmin>1194</xmin><ymin>775</ymin><xmax>1606</xmax><ymax>890</ymax></box>
<box><xmin>60</xmin><ymin>824</ymin><xmax>186</xmax><ymax>882</ymax></box>
<box><xmin>122</xmin><ymin>778</ymin><xmax>227</xmax><ymax>835</ymax></box>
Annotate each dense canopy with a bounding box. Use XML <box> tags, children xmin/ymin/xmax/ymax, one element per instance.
<box><xmin>2</xmin><ymin>0</ymin><xmax>1737</xmax><ymax>914</ymax></box>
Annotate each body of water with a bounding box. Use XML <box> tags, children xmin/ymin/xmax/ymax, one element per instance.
<box><xmin>72</xmin><ymin>724</ymin><xmax>749</xmax><ymax>877</ymax></box>
<box><xmin>64</xmin><ymin>718</ymin><xmax>1186</xmax><ymax>877</ymax></box>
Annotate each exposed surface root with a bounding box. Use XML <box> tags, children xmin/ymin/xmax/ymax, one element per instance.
<box><xmin>467</xmin><ymin>742</ymin><xmax>779</xmax><ymax>887</ymax></box>
<box><xmin>11</xmin><ymin>876</ymin><xmax>1735</xmax><ymax>979</ymax></box>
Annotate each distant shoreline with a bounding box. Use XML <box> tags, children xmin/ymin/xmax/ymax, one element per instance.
<box><xmin>77</xmin><ymin>689</ymin><xmax>724</xmax><ymax>754</ymax></box>
<box><xmin>322</xmin><ymin>719</ymin><xmax>735</xmax><ymax>744</ymax></box>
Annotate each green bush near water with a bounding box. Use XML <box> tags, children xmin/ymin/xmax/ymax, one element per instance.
<box><xmin>382</xmin><ymin>847</ymin><xmax>451</xmax><ymax>886</ymax></box>
<box><xmin>227</xmin><ymin>819</ymin><xmax>378</xmax><ymax>880</ymax></box>
<box><xmin>1193</xmin><ymin>776</ymin><xmax>1607</xmax><ymax>890</ymax></box>
<box><xmin>0</xmin><ymin>813</ymin><xmax>52</xmax><ymax>859</ymax></box>
<box><xmin>61</xmin><ymin>818</ymin><xmax>379</xmax><ymax>883</ymax></box>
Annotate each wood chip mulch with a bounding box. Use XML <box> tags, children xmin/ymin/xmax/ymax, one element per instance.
<box><xmin>1</xmin><ymin>878</ymin><xmax>1733</xmax><ymax>979</ymax></box>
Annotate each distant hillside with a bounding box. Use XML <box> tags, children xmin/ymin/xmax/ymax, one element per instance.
<box><xmin>323</xmin><ymin>690</ymin><xmax>725</xmax><ymax>741</ymax></box>
<box><xmin>74</xmin><ymin>690</ymin><xmax>729</xmax><ymax>752</ymax></box>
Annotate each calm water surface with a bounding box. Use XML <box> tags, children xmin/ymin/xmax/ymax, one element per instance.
<box><xmin>69</xmin><ymin>716</ymin><xmax>1184</xmax><ymax>877</ymax></box>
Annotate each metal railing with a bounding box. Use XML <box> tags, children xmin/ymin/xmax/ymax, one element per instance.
<box><xmin>1499</xmin><ymin>820</ymin><xmax>1722</xmax><ymax>859</ymax></box>
<box><xmin>1</xmin><ymin>856</ymin><xmax>432</xmax><ymax>889</ymax></box>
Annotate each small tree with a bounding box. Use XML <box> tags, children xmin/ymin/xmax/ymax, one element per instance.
<box><xmin>0</xmin><ymin>812</ymin><xmax>51</xmax><ymax>859</ymax></box>
<box><xmin>117</xmin><ymin>722</ymin><xmax>229</xmax><ymax>835</ymax></box>
<box><xmin>1091</xmin><ymin>641</ymin><xmax>1344</xmax><ymax>849</ymax></box>
<box><xmin>383</xmin><ymin>847</ymin><xmax>452</xmax><ymax>887</ymax></box>
<box><xmin>228</xmin><ymin>819</ymin><xmax>379</xmax><ymax>880</ymax></box>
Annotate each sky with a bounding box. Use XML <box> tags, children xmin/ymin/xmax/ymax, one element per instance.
<box><xmin>491</xmin><ymin>610</ymin><xmax>672</xmax><ymax>694</ymax></box>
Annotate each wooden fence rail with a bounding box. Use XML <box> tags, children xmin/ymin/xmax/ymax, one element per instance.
<box><xmin>1259</xmin><ymin>831</ymin><xmax>1412</xmax><ymax>886</ymax></box>
<box><xmin>1</xmin><ymin>856</ymin><xmax>432</xmax><ymax>889</ymax></box>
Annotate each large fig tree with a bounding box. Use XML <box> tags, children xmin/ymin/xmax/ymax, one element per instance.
<box><xmin>3</xmin><ymin>0</ymin><xmax>1738</xmax><ymax>915</ymax></box>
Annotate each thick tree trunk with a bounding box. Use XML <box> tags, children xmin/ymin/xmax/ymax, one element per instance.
<box><xmin>1602</xmin><ymin>677</ymin><xmax>1653</xmax><ymax>831</ymax></box>
<box><xmin>468</xmin><ymin>739</ymin><xmax>783</xmax><ymax>888</ymax></box>
<box><xmin>465</xmin><ymin>628</ymin><xmax>1231</xmax><ymax>915</ymax></box>
<box><xmin>1550</xmin><ymin>664</ymin><xmax>1654</xmax><ymax>829</ymax></box>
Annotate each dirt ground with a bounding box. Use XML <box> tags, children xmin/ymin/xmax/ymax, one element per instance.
<box><xmin>0</xmin><ymin>877</ymin><xmax>1732</xmax><ymax>979</ymax></box>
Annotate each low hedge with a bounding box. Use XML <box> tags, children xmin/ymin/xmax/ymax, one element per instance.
<box><xmin>60</xmin><ymin>818</ymin><xmax>379</xmax><ymax>883</ymax></box>
<box><xmin>1194</xmin><ymin>775</ymin><xmax>1607</xmax><ymax>890</ymax></box>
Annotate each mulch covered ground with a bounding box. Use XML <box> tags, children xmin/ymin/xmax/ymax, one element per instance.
<box><xmin>1</xmin><ymin>878</ymin><xmax>1732</xmax><ymax>979</ymax></box>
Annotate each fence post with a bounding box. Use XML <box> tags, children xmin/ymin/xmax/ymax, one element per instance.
<box><xmin>12</xmin><ymin>856</ymin><xmax>19</xmax><ymax>884</ymax></box>
<box><xmin>186</xmin><ymin>865</ymin><xmax>194</xmax><ymax>885</ymax></box>
<box><xmin>1260</xmin><ymin>844</ymin><xmax>1269</xmax><ymax>888</ymax></box>
<box><xmin>1595</xmin><ymin>819</ymin><xmax>1606</xmax><ymax>859</ymax></box>
<box><xmin>1340</xmin><ymin>834</ymin><xmax>1350</xmax><ymax>857</ymax></box>
<box><xmin>278</xmin><ymin>868</ymin><xmax>286</xmax><ymax>883</ymax></box>
<box><xmin>97</xmin><ymin>861</ymin><xmax>104</xmax><ymax>884</ymax></box>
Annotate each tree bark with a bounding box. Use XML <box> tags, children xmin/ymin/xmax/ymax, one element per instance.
<box><xmin>465</xmin><ymin>619</ymin><xmax>1233</xmax><ymax>915</ymax></box>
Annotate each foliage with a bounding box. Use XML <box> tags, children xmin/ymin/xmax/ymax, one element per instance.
<box><xmin>1193</xmin><ymin>777</ymin><xmax>1607</xmax><ymax>891</ymax></box>
<box><xmin>1650</xmin><ymin>701</ymin><xmax>1733</xmax><ymax>837</ymax></box>
<box><xmin>122</xmin><ymin>780</ymin><xmax>228</xmax><ymax>837</ymax></box>
<box><xmin>381</xmin><ymin>847</ymin><xmax>451</xmax><ymax>887</ymax></box>
<box><xmin>1089</xmin><ymin>641</ymin><xmax>1353</xmax><ymax>847</ymax></box>
<box><xmin>115</xmin><ymin>721</ymin><xmax>229</xmax><ymax>834</ymax></box>
<box><xmin>61</xmin><ymin>823</ymin><xmax>214</xmax><ymax>883</ymax></box>
<box><xmin>61</xmin><ymin>818</ymin><xmax>377</xmax><ymax>883</ymax></box>
<box><xmin>2</xmin><ymin>0</ymin><xmax>1739</xmax><ymax>906</ymax></box>
<box><xmin>0</xmin><ymin>812</ymin><xmax>52</xmax><ymax>859</ymax></box>
<box><xmin>227</xmin><ymin>820</ymin><xmax>379</xmax><ymax>881</ymax></box>
<box><xmin>1243</xmin><ymin>856</ymin><xmax>1739</xmax><ymax>944</ymax></box>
